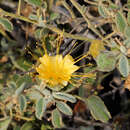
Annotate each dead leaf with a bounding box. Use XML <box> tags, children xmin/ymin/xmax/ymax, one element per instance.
<box><xmin>0</xmin><ymin>56</ymin><xmax>8</xmax><ymax>63</ymax></box>
<box><xmin>124</xmin><ymin>75</ymin><xmax>130</xmax><ymax>90</ymax></box>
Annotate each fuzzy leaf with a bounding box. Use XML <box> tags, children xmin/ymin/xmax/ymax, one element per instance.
<box><xmin>50</xmin><ymin>12</ymin><xmax>60</xmax><ymax>21</ymax></box>
<box><xmin>0</xmin><ymin>117</ymin><xmax>11</xmax><ymax>130</ymax></box>
<box><xmin>53</xmin><ymin>92</ymin><xmax>76</xmax><ymax>103</ymax></box>
<box><xmin>21</xmin><ymin>122</ymin><xmax>33</xmax><ymax>130</ymax></box>
<box><xmin>124</xmin><ymin>38</ymin><xmax>130</xmax><ymax>48</ymax></box>
<box><xmin>124</xmin><ymin>26</ymin><xmax>130</xmax><ymax>38</ymax></box>
<box><xmin>25</xmin><ymin>0</ymin><xmax>42</xmax><ymax>6</ymax></box>
<box><xmin>56</xmin><ymin>101</ymin><xmax>73</xmax><ymax>116</ymax></box>
<box><xmin>120</xmin><ymin>45</ymin><xmax>127</xmax><ymax>55</ymax></box>
<box><xmin>52</xmin><ymin>109</ymin><xmax>64</xmax><ymax>128</ymax></box>
<box><xmin>119</xmin><ymin>55</ymin><xmax>129</xmax><ymax>77</ymax></box>
<box><xmin>19</xmin><ymin>95</ymin><xmax>27</xmax><ymax>112</ymax></box>
<box><xmin>98</xmin><ymin>5</ymin><xmax>108</xmax><ymax>18</ymax></box>
<box><xmin>86</xmin><ymin>95</ymin><xmax>111</xmax><ymax>123</ymax></box>
<box><xmin>115</xmin><ymin>11</ymin><xmax>127</xmax><ymax>33</ymax></box>
<box><xmin>15</xmin><ymin>83</ymin><xmax>26</xmax><ymax>96</ymax></box>
<box><xmin>0</xmin><ymin>17</ymin><xmax>13</xmax><ymax>32</ymax></box>
<box><xmin>27</xmin><ymin>89</ymin><xmax>43</xmax><ymax>101</ymax></box>
<box><xmin>96</xmin><ymin>52</ymin><xmax>116</xmax><ymax>72</ymax></box>
<box><xmin>128</xmin><ymin>12</ymin><xmax>130</xmax><ymax>25</ymax></box>
<box><xmin>35</xmin><ymin>98</ymin><xmax>46</xmax><ymax>120</ymax></box>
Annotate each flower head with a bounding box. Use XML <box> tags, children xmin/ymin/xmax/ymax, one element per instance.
<box><xmin>36</xmin><ymin>54</ymin><xmax>79</xmax><ymax>86</ymax></box>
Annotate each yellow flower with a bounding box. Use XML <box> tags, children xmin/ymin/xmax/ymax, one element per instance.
<box><xmin>34</xmin><ymin>35</ymin><xmax>96</xmax><ymax>88</ymax></box>
<box><xmin>36</xmin><ymin>54</ymin><xmax>79</xmax><ymax>86</ymax></box>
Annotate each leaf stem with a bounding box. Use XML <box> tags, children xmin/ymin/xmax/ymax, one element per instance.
<box><xmin>0</xmin><ymin>8</ymin><xmax>93</xmax><ymax>42</ymax></box>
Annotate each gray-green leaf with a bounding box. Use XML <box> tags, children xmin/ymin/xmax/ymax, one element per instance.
<box><xmin>52</xmin><ymin>109</ymin><xmax>64</xmax><ymax>128</ymax></box>
<box><xmin>119</xmin><ymin>55</ymin><xmax>129</xmax><ymax>77</ymax></box>
<box><xmin>0</xmin><ymin>117</ymin><xmax>11</xmax><ymax>130</ymax></box>
<box><xmin>0</xmin><ymin>17</ymin><xmax>13</xmax><ymax>32</ymax></box>
<box><xmin>86</xmin><ymin>95</ymin><xmax>111</xmax><ymax>123</ymax></box>
<box><xmin>115</xmin><ymin>11</ymin><xmax>127</xmax><ymax>33</ymax></box>
<box><xmin>20</xmin><ymin>122</ymin><xmax>33</xmax><ymax>130</ymax></box>
<box><xmin>50</xmin><ymin>13</ymin><xmax>60</xmax><ymax>21</ymax></box>
<box><xmin>96</xmin><ymin>52</ymin><xmax>116</xmax><ymax>72</ymax></box>
<box><xmin>24</xmin><ymin>0</ymin><xmax>42</xmax><ymax>6</ymax></box>
<box><xmin>19</xmin><ymin>95</ymin><xmax>27</xmax><ymax>112</ymax></box>
<box><xmin>35</xmin><ymin>98</ymin><xmax>46</xmax><ymax>120</ymax></box>
<box><xmin>124</xmin><ymin>26</ymin><xmax>130</xmax><ymax>38</ymax></box>
<box><xmin>98</xmin><ymin>5</ymin><xmax>108</xmax><ymax>18</ymax></box>
<box><xmin>124</xmin><ymin>38</ymin><xmax>130</xmax><ymax>48</ymax></box>
<box><xmin>53</xmin><ymin>92</ymin><xmax>76</xmax><ymax>103</ymax></box>
<box><xmin>56</xmin><ymin>101</ymin><xmax>73</xmax><ymax>116</ymax></box>
<box><xmin>128</xmin><ymin>12</ymin><xmax>130</xmax><ymax>25</ymax></box>
<box><xmin>15</xmin><ymin>83</ymin><xmax>26</xmax><ymax>96</ymax></box>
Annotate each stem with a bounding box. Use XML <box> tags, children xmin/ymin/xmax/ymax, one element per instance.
<box><xmin>69</xmin><ymin>0</ymin><xmax>104</xmax><ymax>39</ymax></box>
<box><xmin>0</xmin><ymin>8</ymin><xmax>93</xmax><ymax>42</ymax></box>
<box><xmin>62</xmin><ymin>0</ymin><xmax>76</xmax><ymax>19</ymax></box>
<box><xmin>13</xmin><ymin>114</ymin><xmax>34</xmax><ymax>121</ymax></box>
<box><xmin>17</xmin><ymin>0</ymin><xmax>22</xmax><ymax>15</ymax></box>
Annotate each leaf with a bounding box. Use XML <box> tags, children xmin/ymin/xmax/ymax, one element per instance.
<box><xmin>124</xmin><ymin>26</ymin><xmax>130</xmax><ymax>38</ymax></box>
<box><xmin>15</xmin><ymin>83</ymin><xmax>26</xmax><ymax>96</ymax></box>
<box><xmin>34</xmin><ymin>28</ymin><xmax>43</xmax><ymax>39</ymax></box>
<box><xmin>50</xmin><ymin>12</ymin><xmax>60</xmax><ymax>21</ymax></box>
<box><xmin>24</xmin><ymin>0</ymin><xmax>42</xmax><ymax>7</ymax></box>
<box><xmin>128</xmin><ymin>12</ymin><xmax>130</xmax><ymax>25</ymax></box>
<box><xmin>27</xmin><ymin>89</ymin><xmax>43</xmax><ymax>101</ymax></box>
<box><xmin>115</xmin><ymin>11</ymin><xmax>127</xmax><ymax>33</ymax></box>
<box><xmin>98</xmin><ymin>5</ymin><xmax>108</xmax><ymax>18</ymax></box>
<box><xmin>109</xmin><ymin>3</ymin><xmax>118</xmax><ymax>9</ymax></box>
<box><xmin>53</xmin><ymin>92</ymin><xmax>76</xmax><ymax>103</ymax></box>
<box><xmin>80</xmin><ymin>126</ymin><xmax>95</xmax><ymax>130</ymax></box>
<box><xmin>86</xmin><ymin>95</ymin><xmax>111</xmax><ymax>123</ymax></box>
<box><xmin>119</xmin><ymin>55</ymin><xmax>129</xmax><ymax>77</ymax></box>
<box><xmin>52</xmin><ymin>109</ymin><xmax>64</xmax><ymax>128</ymax></box>
<box><xmin>19</xmin><ymin>95</ymin><xmax>27</xmax><ymax>112</ymax></box>
<box><xmin>89</xmin><ymin>40</ymin><xmax>105</xmax><ymax>58</ymax></box>
<box><xmin>0</xmin><ymin>117</ymin><xmax>11</xmax><ymax>130</ymax></box>
<box><xmin>96</xmin><ymin>52</ymin><xmax>116</xmax><ymax>72</ymax></box>
<box><xmin>35</xmin><ymin>98</ymin><xmax>46</xmax><ymax>120</ymax></box>
<box><xmin>16</xmin><ymin>75</ymin><xmax>32</xmax><ymax>87</ymax></box>
<box><xmin>16</xmin><ymin>58</ymin><xmax>32</xmax><ymax>71</ymax></box>
<box><xmin>124</xmin><ymin>38</ymin><xmax>130</xmax><ymax>48</ymax></box>
<box><xmin>56</xmin><ymin>101</ymin><xmax>73</xmax><ymax>116</ymax></box>
<box><xmin>120</xmin><ymin>45</ymin><xmax>127</xmax><ymax>55</ymax></box>
<box><xmin>0</xmin><ymin>17</ymin><xmax>13</xmax><ymax>32</ymax></box>
<box><xmin>20</xmin><ymin>122</ymin><xmax>33</xmax><ymax>130</ymax></box>
<box><xmin>13</xmin><ymin>125</ymin><xmax>21</xmax><ymax>130</ymax></box>
<box><xmin>28</xmin><ymin>14</ymin><xmax>38</xmax><ymax>20</ymax></box>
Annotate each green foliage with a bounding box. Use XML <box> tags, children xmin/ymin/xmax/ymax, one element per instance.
<box><xmin>56</xmin><ymin>101</ymin><xmax>73</xmax><ymax>116</ymax></box>
<box><xmin>115</xmin><ymin>11</ymin><xmax>127</xmax><ymax>33</ymax></box>
<box><xmin>86</xmin><ymin>95</ymin><xmax>111</xmax><ymax>123</ymax></box>
<box><xmin>21</xmin><ymin>122</ymin><xmax>34</xmax><ymax>130</ymax></box>
<box><xmin>98</xmin><ymin>5</ymin><xmax>108</xmax><ymax>18</ymax></box>
<box><xmin>0</xmin><ymin>17</ymin><xmax>13</xmax><ymax>32</ymax></box>
<box><xmin>52</xmin><ymin>109</ymin><xmax>64</xmax><ymax>128</ymax></box>
<box><xmin>24</xmin><ymin>0</ymin><xmax>43</xmax><ymax>7</ymax></box>
<box><xmin>0</xmin><ymin>117</ymin><xmax>11</xmax><ymax>130</ymax></box>
<box><xmin>119</xmin><ymin>55</ymin><xmax>129</xmax><ymax>77</ymax></box>
<box><xmin>35</xmin><ymin>98</ymin><xmax>46</xmax><ymax>120</ymax></box>
<box><xmin>19</xmin><ymin>95</ymin><xmax>27</xmax><ymax>112</ymax></box>
<box><xmin>53</xmin><ymin>92</ymin><xmax>76</xmax><ymax>103</ymax></box>
<box><xmin>96</xmin><ymin>52</ymin><xmax>116</xmax><ymax>72</ymax></box>
<box><xmin>0</xmin><ymin>0</ymin><xmax>130</xmax><ymax>129</ymax></box>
